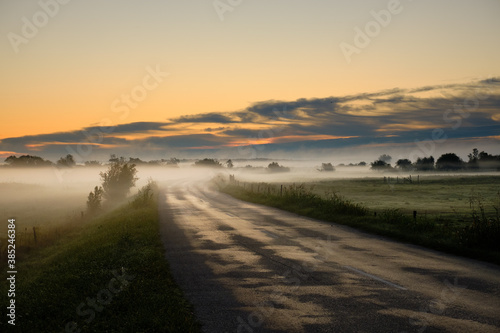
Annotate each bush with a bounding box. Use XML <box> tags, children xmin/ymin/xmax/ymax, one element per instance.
<box><xmin>131</xmin><ymin>180</ymin><xmax>158</xmax><ymax>208</ymax></box>
<box><xmin>100</xmin><ymin>161</ymin><xmax>138</xmax><ymax>203</ymax></box>
<box><xmin>86</xmin><ymin>186</ymin><xmax>104</xmax><ymax>214</ymax></box>
<box><xmin>456</xmin><ymin>191</ymin><xmax>500</xmax><ymax>250</ymax></box>
<box><xmin>194</xmin><ymin>158</ymin><xmax>222</xmax><ymax>168</ymax></box>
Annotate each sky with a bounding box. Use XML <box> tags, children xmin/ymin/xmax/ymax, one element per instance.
<box><xmin>1</xmin><ymin>0</ymin><xmax>499</xmax><ymax>164</ymax></box>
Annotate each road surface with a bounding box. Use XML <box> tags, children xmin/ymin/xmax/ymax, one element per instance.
<box><xmin>158</xmin><ymin>180</ymin><xmax>500</xmax><ymax>333</ymax></box>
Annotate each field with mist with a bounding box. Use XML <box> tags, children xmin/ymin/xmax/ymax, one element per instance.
<box><xmin>1</xmin><ymin>160</ymin><xmax>498</xmax><ymax>255</ymax></box>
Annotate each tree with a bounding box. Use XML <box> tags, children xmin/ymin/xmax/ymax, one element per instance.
<box><xmin>370</xmin><ymin>159</ymin><xmax>391</xmax><ymax>170</ymax></box>
<box><xmin>57</xmin><ymin>154</ymin><xmax>75</xmax><ymax>167</ymax></box>
<box><xmin>84</xmin><ymin>160</ymin><xmax>102</xmax><ymax>166</ymax></box>
<box><xmin>4</xmin><ymin>155</ymin><xmax>52</xmax><ymax>167</ymax></box>
<box><xmin>468</xmin><ymin>148</ymin><xmax>479</xmax><ymax>163</ymax></box>
<box><xmin>436</xmin><ymin>153</ymin><xmax>464</xmax><ymax>170</ymax></box>
<box><xmin>129</xmin><ymin>157</ymin><xmax>147</xmax><ymax>165</ymax></box>
<box><xmin>318</xmin><ymin>163</ymin><xmax>335</xmax><ymax>171</ymax></box>
<box><xmin>100</xmin><ymin>161</ymin><xmax>138</xmax><ymax>202</ymax></box>
<box><xmin>194</xmin><ymin>158</ymin><xmax>222</xmax><ymax>168</ymax></box>
<box><xmin>166</xmin><ymin>157</ymin><xmax>180</xmax><ymax>166</ymax></box>
<box><xmin>267</xmin><ymin>162</ymin><xmax>290</xmax><ymax>172</ymax></box>
<box><xmin>467</xmin><ymin>148</ymin><xmax>479</xmax><ymax>169</ymax></box>
<box><xmin>358</xmin><ymin>161</ymin><xmax>367</xmax><ymax>166</ymax></box>
<box><xmin>414</xmin><ymin>156</ymin><xmax>435</xmax><ymax>171</ymax></box>
<box><xmin>109</xmin><ymin>154</ymin><xmax>125</xmax><ymax>164</ymax></box>
<box><xmin>396</xmin><ymin>159</ymin><xmax>412</xmax><ymax>170</ymax></box>
<box><xmin>477</xmin><ymin>151</ymin><xmax>500</xmax><ymax>170</ymax></box>
<box><xmin>226</xmin><ymin>159</ymin><xmax>234</xmax><ymax>168</ymax></box>
<box><xmin>378</xmin><ymin>154</ymin><xmax>392</xmax><ymax>163</ymax></box>
<box><xmin>86</xmin><ymin>186</ymin><xmax>104</xmax><ymax>214</ymax></box>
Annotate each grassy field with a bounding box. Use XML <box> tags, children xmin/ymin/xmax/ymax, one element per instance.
<box><xmin>309</xmin><ymin>175</ymin><xmax>500</xmax><ymax>218</ymax></box>
<box><xmin>0</xmin><ymin>183</ymin><xmax>201</xmax><ymax>332</ymax></box>
<box><xmin>217</xmin><ymin>174</ymin><xmax>500</xmax><ymax>265</ymax></box>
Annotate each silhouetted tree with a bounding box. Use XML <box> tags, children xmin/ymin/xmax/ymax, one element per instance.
<box><xmin>4</xmin><ymin>155</ymin><xmax>52</xmax><ymax>167</ymax></box>
<box><xmin>226</xmin><ymin>159</ymin><xmax>234</xmax><ymax>168</ymax></box>
<box><xmin>109</xmin><ymin>154</ymin><xmax>125</xmax><ymax>164</ymax></box>
<box><xmin>166</xmin><ymin>157</ymin><xmax>180</xmax><ymax>166</ymax></box>
<box><xmin>100</xmin><ymin>160</ymin><xmax>138</xmax><ymax>202</ymax></box>
<box><xmin>86</xmin><ymin>186</ymin><xmax>104</xmax><ymax>214</ymax></box>
<box><xmin>436</xmin><ymin>153</ymin><xmax>464</xmax><ymax>170</ymax></box>
<box><xmin>318</xmin><ymin>163</ymin><xmax>335</xmax><ymax>171</ymax></box>
<box><xmin>267</xmin><ymin>162</ymin><xmax>290</xmax><ymax>172</ymax></box>
<box><xmin>56</xmin><ymin>154</ymin><xmax>75</xmax><ymax>167</ymax></box>
<box><xmin>129</xmin><ymin>157</ymin><xmax>147</xmax><ymax>165</ymax></box>
<box><xmin>370</xmin><ymin>159</ymin><xmax>391</xmax><ymax>170</ymax></box>
<box><xmin>84</xmin><ymin>160</ymin><xmax>102</xmax><ymax>166</ymax></box>
<box><xmin>396</xmin><ymin>159</ymin><xmax>412</xmax><ymax>170</ymax></box>
<box><xmin>475</xmin><ymin>151</ymin><xmax>500</xmax><ymax>169</ymax></box>
<box><xmin>378</xmin><ymin>154</ymin><xmax>392</xmax><ymax>163</ymax></box>
<box><xmin>194</xmin><ymin>158</ymin><xmax>222</xmax><ymax>168</ymax></box>
<box><xmin>414</xmin><ymin>156</ymin><xmax>435</xmax><ymax>171</ymax></box>
<box><xmin>358</xmin><ymin>161</ymin><xmax>367</xmax><ymax>166</ymax></box>
<box><xmin>467</xmin><ymin>148</ymin><xmax>479</xmax><ymax>170</ymax></box>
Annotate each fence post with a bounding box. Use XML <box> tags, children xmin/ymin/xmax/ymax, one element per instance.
<box><xmin>280</xmin><ymin>185</ymin><xmax>283</xmax><ymax>197</ymax></box>
<box><xmin>33</xmin><ymin>226</ymin><xmax>37</xmax><ymax>244</ymax></box>
<box><xmin>413</xmin><ymin>210</ymin><xmax>417</xmax><ymax>221</ymax></box>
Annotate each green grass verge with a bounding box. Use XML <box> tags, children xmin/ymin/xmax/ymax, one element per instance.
<box><xmin>218</xmin><ymin>181</ymin><xmax>500</xmax><ymax>266</ymax></box>
<box><xmin>1</xmin><ymin>186</ymin><xmax>201</xmax><ymax>333</ymax></box>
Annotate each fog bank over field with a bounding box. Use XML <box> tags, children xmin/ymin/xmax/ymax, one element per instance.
<box><xmin>0</xmin><ymin>162</ymin><xmax>498</xmax><ymax>234</ymax></box>
<box><xmin>1</xmin><ymin>160</ymin><xmax>498</xmax><ymax>188</ymax></box>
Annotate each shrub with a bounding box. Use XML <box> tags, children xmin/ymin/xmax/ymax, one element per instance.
<box><xmin>131</xmin><ymin>180</ymin><xmax>158</xmax><ymax>208</ymax></box>
<box><xmin>100</xmin><ymin>161</ymin><xmax>138</xmax><ymax>203</ymax></box>
<box><xmin>86</xmin><ymin>186</ymin><xmax>104</xmax><ymax>214</ymax></box>
<box><xmin>194</xmin><ymin>158</ymin><xmax>222</xmax><ymax>168</ymax></box>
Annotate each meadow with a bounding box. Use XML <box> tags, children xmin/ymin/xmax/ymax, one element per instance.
<box><xmin>308</xmin><ymin>175</ymin><xmax>500</xmax><ymax>218</ymax></box>
<box><xmin>218</xmin><ymin>174</ymin><xmax>500</xmax><ymax>264</ymax></box>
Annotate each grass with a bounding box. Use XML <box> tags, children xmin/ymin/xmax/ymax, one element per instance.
<box><xmin>309</xmin><ymin>175</ymin><xmax>500</xmax><ymax>218</ymax></box>
<box><xmin>0</xmin><ymin>183</ymin><xmax>201</xmax><ymax>332</ymax></box>
<box><xmin>0</xmin><ymin>182</ymin><xmax>89</xmax><ymax>263</ymax></box>
<box><xmin>216</xmin><ymin>175</ymin><xmax>500</xmax><ymax>265</ymax></box>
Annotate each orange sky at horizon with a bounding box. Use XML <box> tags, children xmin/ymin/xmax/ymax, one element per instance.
<box><xmin>1</xmin><ymin>0</ymin><xmax>499</xmax><ymax>142</ymax></box>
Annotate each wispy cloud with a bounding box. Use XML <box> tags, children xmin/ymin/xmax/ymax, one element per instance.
<box><xmin>1</xmin><ymin>79</ymin><xmax>499</xmax><ymax>161</ymax></box>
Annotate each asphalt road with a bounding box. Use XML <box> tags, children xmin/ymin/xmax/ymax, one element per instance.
<box><xmin>158</xmin><ymin>181</ymin><xmax>500</xmax><ymax>333</ymax></box>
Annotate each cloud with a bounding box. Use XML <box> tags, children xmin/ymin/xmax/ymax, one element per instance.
<box><xmin>173</xmin><ymin>113</ymin><xmax>236</xmax><ymax>124</ymax></box>
<box><xmin>2</xmin><ymin>78</ymin><xmax>499</xmax><ymax>162</ymax></box>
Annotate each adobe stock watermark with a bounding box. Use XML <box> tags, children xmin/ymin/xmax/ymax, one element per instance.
<box><xmin>53</xmin><ymin>64</ymin><xmax>169</xmax><ymax>182</ymax></box>
<box><xmin>62</xmin><ymin>268</ymin><xmax>136</xmax><ymax>333</ymax></box>
<box><xmin>7</xmin><ymin>0</ymin><xmax>72</xmax><ymax>54</ymax></box>
<box><xmin>237</xmin><ymin>106</ymin><xmax>294</xmax><ymax>159</ymax></box>
<box><xmin>236</xmin><ymin>236</ymin><xmax>336</xmax><ymax>332</ymax></box>
<box><xmin>213</xmin><ymin>0</ymin><xmax>243</xmax><ymax>21</ymax></box>
<box><xmin>339</xmin><ymin>0</ymin><xmax>410</xmax><ymax>64</ymax></box>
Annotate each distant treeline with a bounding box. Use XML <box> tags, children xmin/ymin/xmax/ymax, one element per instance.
<box><xmin>1</xmin><ymin>154</ymin><xmax>182</xmax><ymax>168</ymax></box>
<box><xmin>2</xmin><ymin>148</ymin><xmax>499</xmax><ymax>171</ymax></box>
<box><xmin>369</xmin><ymin>149</ymin><xmax>500</xmax><ymax>171</ymax></box>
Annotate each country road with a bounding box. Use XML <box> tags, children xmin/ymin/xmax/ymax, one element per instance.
<box><xmin>158</xmin><ymin>180</ymin><xmax>500</xmax><ymax>333</ymax></box>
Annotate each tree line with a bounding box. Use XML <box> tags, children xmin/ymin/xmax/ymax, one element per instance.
<box><xmin>1</xmin><ymin>154</ymin><xmax>182</xmax><ymax>168</ymax></box>
<box><xmin>370</xmin><ymin>149</ymin><xmax>500</xmax><ymax>171</ymax></box>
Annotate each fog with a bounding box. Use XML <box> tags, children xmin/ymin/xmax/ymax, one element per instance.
<box><xmin>0</xmin><ymin>161</ymin><xmax>498</xmax><ymax>236</ymax></box>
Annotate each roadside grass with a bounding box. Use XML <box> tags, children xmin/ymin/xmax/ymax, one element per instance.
<box><xmin>0</xmin><ymin>182</ymin><xmax>201</xmax><ymax>332</ymax></box>
<box><xmin>216</xmin><ymin>176</ymin><xmax>500</xmax><ymax>265</ymax></box>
